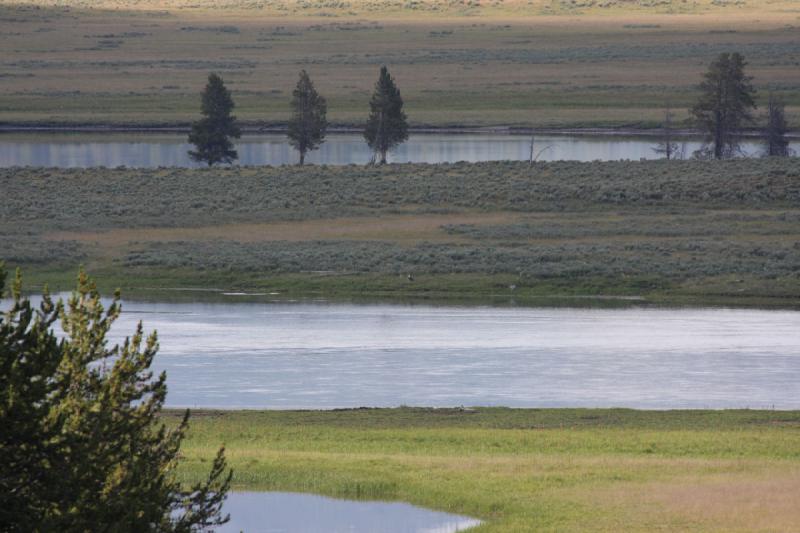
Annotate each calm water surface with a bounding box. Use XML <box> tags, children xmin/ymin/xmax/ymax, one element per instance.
<box><xmin>218</xmin><ymin>492</ymin><xmax>481</xmax><ymax>533</ymax></box>
<box><xmin>1</xmin><ymin>132</ymin><xmax>790</xmax><ymax>167</ymax></box>
<box><xmin>84</xmin><ymin>299</ymin><xmax>800</xmax><ymax>409</ymax></box>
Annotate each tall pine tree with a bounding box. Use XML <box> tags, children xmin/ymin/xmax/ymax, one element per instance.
<box><xmin>287</xmin><ymin>70</ymin><xmax>328</xmax><ymax>165</ymax></box>
<box><xmin>364</xmin><ymin>66</ymin><xmax>408</xmax><ymax>164</ymax></box>
<box><xmin>0</xmin><ymin>268</ymin><xmax>231</xmax><ymax>532</ymax></box>
<box><xmin>188</xmin><ymin>73</ymin><xmax>241</xmax><ymax>166</ymax></box>
<box><xmin>691</xmin><ymin>52</ymin><xmax>756</xmax><ymax>159</ymax></box>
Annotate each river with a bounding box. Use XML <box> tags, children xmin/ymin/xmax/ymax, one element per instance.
<box><xmin>79</xmin><ymin>297</ymin><xmax>800</xmax><ymax>410</ymax></box>
<box><xmin>0</xmin><ymin>132</ymin><xmax>791</xmax><ymax>167</ymax></box>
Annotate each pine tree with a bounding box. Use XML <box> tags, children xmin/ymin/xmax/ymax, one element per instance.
<box><xmin>0</xmin><ymin>268</ymin><xmax>231</xmax><ymax>532</ymax></box>
<box><xmin>188</xmin><ymin>73</ymin><xmax>241</xmax><ymax>166</ymax></box>
<box><xmin>364</xmin><ymin>66</ymin><xmax>408</xmax><ymax>164</ymax></box>
<box><xmin>287</xmin><ymin>70</ymin><xmax>328</xmax><ymax>165</ymax></box>
<box><xmin>764</xmin><ymin>92</ymin><xmax>791</xmax><ymax>157</ymax></box>
<box><xmin>691</xmin><ymin>52</ymin><xmax>756</xmax><ymax>159</ymax></box>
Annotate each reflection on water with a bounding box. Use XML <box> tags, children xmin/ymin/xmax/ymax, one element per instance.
<box><xmin>92</xmin><ymin>299</ymin><xmax>800</xmax><ymax>409</ymax></box>
<box><xmin>219</xmin><ymin>492</ymin><xmax>481</xmax><ymax>533</ymax></box>
<box><xmin>1</xmin><ymin>132</ymin><xmax>792</xmax><ymax>168</ymax></box>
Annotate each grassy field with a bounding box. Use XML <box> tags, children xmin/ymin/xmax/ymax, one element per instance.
<box><xmin>3</xmin><ymin>159</ymin><xmax>799</xmax><ymax>305</ymax></box>
<box><xmin>171</xmin><ymin>408</ymin><xmax>800</xmax><ymax>532</ymax></box>
<box><xmin>1</xmin><ymin>0</ymin><xmax>799</xmax><ymax>128</ymax></box>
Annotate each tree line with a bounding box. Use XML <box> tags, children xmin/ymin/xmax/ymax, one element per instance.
<box><xmin>189</xmin><ymin>65</ymin><xmax>407</xmax><ymax>166</ymax></box>
<box><xmin>189</xmin><ymin>54</ymin><xmax>792</xmax><ymax>167</ymax></box>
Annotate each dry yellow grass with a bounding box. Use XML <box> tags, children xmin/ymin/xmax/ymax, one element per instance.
<box><xmin>43</xmin><ymin>207</ymin><xmax>800</xmax><ymax>248</ymax></box>
<box><xmin>591</xmin><ymin>468</ymin><xmax>800</xmax><ymax>532</ymax></box>
<box><xmin>1</xmin><ymin>0</ymin><xmax>798</xmax><ymax>127</ymax></box>
<box><xmin>8</xmin><ymin>0</ymin><xmax>800</xmax><ymax>17</ymax></box>
<box><xmin>43</xmin><ymin>212</ymin><xmax>522</xmax><ymax>246</ymax></box>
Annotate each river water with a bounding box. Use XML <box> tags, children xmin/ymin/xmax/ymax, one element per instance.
<box><xmin>72</xmin><ymin>298</ymin><xmax>799</xmax><ymax>410</ymax></box>
<box><xmin>0</xmin><ymin>132</ymin><xmax>789</xmax><ymax>167</ymax></box>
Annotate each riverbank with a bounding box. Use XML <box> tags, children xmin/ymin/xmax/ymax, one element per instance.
<box><xmin>14</xmin><ymin>269</ymin><xmax>800</xmax><ymax>309</ymax></box>
<box><xmin>3</xmin><ymin>159</ymin><xmax>799</xmax><ymax>307</ymax></box>
<box><xmin>0</xmin><ymin>123</ymin><xmax>696</xmax><ymax>136</ymax></box>
<box><xmin>172</xmin><ymin>407</ymin><xmax>800</xmax><ymax>532</ymax></box>
<box><xmin>2</xmin><ymin>123</ymin><xmax>796</xmax><ymax>139</ymax></box>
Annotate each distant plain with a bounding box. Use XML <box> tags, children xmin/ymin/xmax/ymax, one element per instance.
<box><xmin>1</xmin><ymin>0</ymin><xmax>799</xmax><ymax>128</ymax></box>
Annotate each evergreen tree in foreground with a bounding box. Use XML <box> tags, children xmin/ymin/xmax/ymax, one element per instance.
<box><xmin>188</xmin><ymin>73</ymin><xmax>241</xmax><ymax>166</ymax></box>
<box><xmin>764</xmin><ymin>92</ymin><xmax>791</xmax><ymax>157</ymax></box>
<box><xmin>364</xmin><ymin>66</ymin><xmax>408</xmax><ymax>164</ymax></box>
<box><xmin>287</xmin><ymin>70</ymin><xmax>328</xmax><ymax>165</ymax></box>
<box><xmin>691</xmin><ymin>52</ymin><xmax>756</xmax><ymax>159</ymax></box>
<box><xmin>0</xmin><ymin>267</ymin><xmax>231</xmax><ymax>532</ymax></box>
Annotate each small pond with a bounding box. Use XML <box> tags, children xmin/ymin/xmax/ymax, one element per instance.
<box><xmin>218</xmin><ymin>492</ymin><xmax>481</xmax><ymax>533</ymax></box>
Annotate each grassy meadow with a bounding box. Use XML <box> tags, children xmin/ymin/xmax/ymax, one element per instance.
<box><xmin>1</xmin><ymin>0</ymin><xmax>799</xmax><ymax>128</ymax></box>
<box><xmin>172</xmin><ymin>407</ymin><xmax>800</xmax><ymax>532</ymax></box>
<box><xmin>3</xmin><ymin>158</ymin><xmax>799</xmax><ymax>305</ymax></box>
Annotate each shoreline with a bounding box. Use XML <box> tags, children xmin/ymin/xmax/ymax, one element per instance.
<box><xmin>166</xmin><ymin>406</ymin><xmax>800</xmax><ymax>416</ymax></box>
<box><xmin>14</xmin><ymin>268</ymin><xmax>800</xmax><ymax>311</ymax></box>
<box><xmin>164</xmin><ymin>405</ymin><xmax>800</xmax><ymax>413</ymax></box>
<box><xmin>2</xmin><ymin>123</ymin><xmax>797</xmax><ymax>139</ymax></box>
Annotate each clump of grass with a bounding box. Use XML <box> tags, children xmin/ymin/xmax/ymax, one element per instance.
<box><xmin>0</xmin><ymin>235</ymin><xmax>85</xmax><ymax>265</ymax></box>
<box><xmin>180</xmin><ymin>25</ymin><xmax>241</xmax><ymax>33</ymax></box>
<box><xmin>119</xmin><ymin>238</ymin><xmax>800</xmax><ymax>281</ymax></box>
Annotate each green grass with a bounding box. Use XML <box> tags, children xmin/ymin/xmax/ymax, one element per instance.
<box><xmin>171</xmin><ymin>408</ymin><xmax>800</xmax><ymax>531</ymax></box>
<box><xmin>12</xmin><ymin>268</ymin><xmax>800</xmax><ymax>309</ymax></box>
